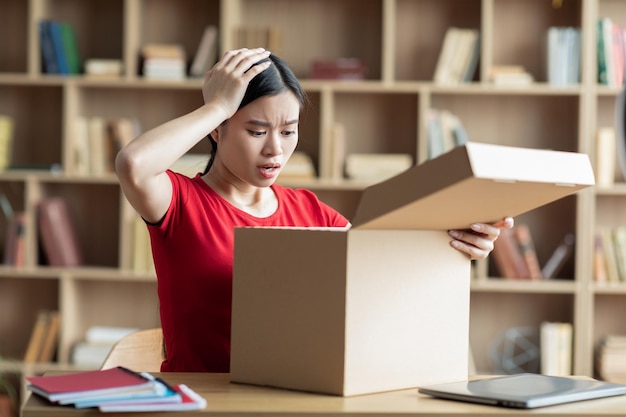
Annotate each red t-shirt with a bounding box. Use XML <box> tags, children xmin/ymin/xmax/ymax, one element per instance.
<box><xmin>148</xmin><ymin>170</ymin><xmax>349</xmax><ymax>372</ymax></box>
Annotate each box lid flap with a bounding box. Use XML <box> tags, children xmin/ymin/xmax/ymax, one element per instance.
<box><xmin>350</xmin><ymin>142</ymin><xmax>595</xmax><ymax>230</ymax></box>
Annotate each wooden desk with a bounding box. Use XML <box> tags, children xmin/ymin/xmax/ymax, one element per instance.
<box><xmin>21</xmin><ymin>373</ymin><xmax>626</xmax><ymax>417</ymax></box>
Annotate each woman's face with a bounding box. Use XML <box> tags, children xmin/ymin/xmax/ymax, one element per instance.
<box><xmin>214</xmin><ymin>91</ymin><xmax>300</xmax><ymax>187</ymax></box>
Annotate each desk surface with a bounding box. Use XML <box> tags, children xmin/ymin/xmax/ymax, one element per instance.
<box><xmin>21</xmin><ymin>373</ymin><xmax>626</xmax><ymax>417</ymax></box>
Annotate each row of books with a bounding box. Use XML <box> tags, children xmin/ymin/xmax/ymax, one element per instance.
<box><xmin>39</xmin><ymin>20</ymin><xmax>81</xmax><ymax>75</ymax></box>
<box><xmin>26</xmin><ymin>366</ymin><xmax>205</xmax><ymax>412</ymax></box>
<box><xmin>433</xmin><ymin>27</ymin><xmax>479</xmax><ymax>85</ymax></box>
<box><xmin>593</xmin><ymin>226</ymin><xmax>626</xmax><ymax>284</ymax></box>
<box><xmin>546</xmin><ymin>26</ymin><xmax>581</xmax><ymax>86</ymax></box>
<box><xmin>491</xmin><ymin>224</ymin><xmax>575</xmax><ymax>280</ymax></box>
<box><xmin>2</xmin><ymin>195</ymin><xmax>83</xmax><ymax>268</ymax></box>
<box><xmin>426</xmin><ymin>108</ymin><xmax>469</xmax><ymax>160</ymax></box>
<box><xmin>540</xmin><ymin>321</ymin><xmax>573</xmax><ymax>377</ymax></box>
<box><xmin>598</xmin><ymin>17</ymin><xmax>626</xmax><ymax>86</ymax></box>
<box><xmin>73</xmin><ymin>116</ymin><xmax>140</xmax><ymax>177</ymax></box>
<box><xmin>596</xmin><ymin>334</ymin><xmax>626</xmax><ymax>383</ymax></box>
<box><xmin>23</xmin><ymin>310</ymin><xmax>60</xmax><ymax>364</ymax></box>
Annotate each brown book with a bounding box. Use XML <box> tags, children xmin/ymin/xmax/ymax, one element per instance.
<box><xmin>37</xmin><ymin>197</ymin><xmax>84</xmax><ymax>266</ymax></box>
<box><xmin>38</xmin><ymin>310</ymin><xmax>60</xmax><ymax>362</ymax></box>
<box><xmin>24</xmin><ymin>310</ymin><xmax>49</xmax><ymax>363</ymax></box>
<box><xmin>491</xmin><ymin>228</ymin><xmax>530</xmax><ymax>279</ymax></box>
<box><xmin>514</xmin><ymin>224</ymin><xmax>543</xmax><ymax>280</ymax></box>
<box><xmin>3</xmin><ymin>211</ymin><xmax>27</xmax><ymax>266</ymax></box>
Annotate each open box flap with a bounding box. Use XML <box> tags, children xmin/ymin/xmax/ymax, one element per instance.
<box><xmin>350</xmin><ymin>142</ymin><xmax>595</xmax><ymax>230</ymax></box>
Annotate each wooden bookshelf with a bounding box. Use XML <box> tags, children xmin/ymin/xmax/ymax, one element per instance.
<box><xmin>1</xmin><ymin>0</ymin><xmax>624</xmax><ymax>402</ymax></box>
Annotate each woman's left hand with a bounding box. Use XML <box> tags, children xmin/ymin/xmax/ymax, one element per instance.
<box><xmin>448</xmin><ymin>217</ymin><xmax>514</xmax><ymax>260</ymax></box>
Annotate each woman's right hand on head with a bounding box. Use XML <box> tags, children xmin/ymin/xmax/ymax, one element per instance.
<box><xmin>202</xmin><ymin>48</ymin><xmax>272</xmax><ymax>119</ymax></box>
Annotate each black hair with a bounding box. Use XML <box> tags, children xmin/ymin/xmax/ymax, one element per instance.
<box><xmin>202</xmin><ymin>53</ymin><xmax>306</xmax><ymax>174</ymax></box>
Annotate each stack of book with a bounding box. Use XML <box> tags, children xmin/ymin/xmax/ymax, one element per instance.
<box><xmin>26</xmin><ymin>366</ymin><xmax>206</xmax><ymax>412</ymax></box>
<box><xmin>597</xmin><ymin>334</ymin><xmax>626</xmax><ymax>383</ymax></box>
<box><xmin>141</xmin><ymin>43</ymin><xmax>187</xmax><ymax>80</ymax></box>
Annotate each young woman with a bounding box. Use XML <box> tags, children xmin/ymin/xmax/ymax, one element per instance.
<box><xmin>115</xmin><ymin>48</ymin><xmax>513</xmax><ymax>373</ymax></box>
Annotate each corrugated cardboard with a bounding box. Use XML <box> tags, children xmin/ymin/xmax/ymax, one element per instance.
<box><xmin>230</xmin><ymin>142</ymin><xmax>595</xmax><ymax>396</ymax></box>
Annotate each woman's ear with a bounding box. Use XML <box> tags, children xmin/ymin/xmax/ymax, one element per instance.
<box><xmin>210</xmin><ymin>127</ymin><xmax>220</xmax><ymax>142</ymax></box>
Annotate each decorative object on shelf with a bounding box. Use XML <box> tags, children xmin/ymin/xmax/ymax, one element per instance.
<box><xmin>489</xmin><ymin>326</ymin><xmax>540</xmax><ymax>374</ymax></box>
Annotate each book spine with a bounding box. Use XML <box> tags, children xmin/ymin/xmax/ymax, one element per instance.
<box><xmin>514</xmin><ymin>224</ymin><xmax>543</xmax><ymax>280</ymax></box>
<box><xmin>37</xmin><ymin>197</ymin><xmax>84</xmax><ymax>266</ymax></box>
<box><xmin>39</xmin><ymin>20</ymin><xmax>60</xmax><ymax>74</ymax></box>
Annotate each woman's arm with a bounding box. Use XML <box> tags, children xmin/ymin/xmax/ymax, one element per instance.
<box><xmin>115</xmin><ymin>48</ymin><xmax>271</xmax><ymax>223</ymax></box>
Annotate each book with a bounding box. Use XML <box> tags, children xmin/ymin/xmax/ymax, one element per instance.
<box><xmin>59</xmin><ymin>22</ymin><xmax>81</xmax><ymax>74</ymax></box>
<box><xmin>491</xmin><ymin>227</ymin><xmax>530</xmax><ymax>279</ymax></box>
<box><xmin>70</xmin><ymin>378</ymin><xmax>178</xmax><ymax>409</ymax></box>
<box><xmin>513</xmin><ymin>224</ymin><xmax>543</xmax><ymax>280</ymax></box>
<box><xmin>3</xmin><ymin>211</ymin><xmax>27</xmax><ymax>266</ymax></box>
<box><xmin>433</xmin><ymin>27</ymin><xmax>479</xmax><ymax>84</ymax></box>
<box><xmin>23</xmin><ymin>310</ymin><xmax>50</xmax><ymax>363</ymax></box>
<box><xmin>309</xmin><ymin>58</ymin><xmax>367</xmax><ymax>80</ymax></box>
<box><xmin>26</xmin><ymin>367</ymin><xmax>160</xmax><ymax>403</ymax></box>
<box><xmin>189</xmin><ymin>25</ymin><xmax>218</xmax><ymax>77</ymax></box>
<box><xmin>595</xmin><ymin>127</ymin><xmax>618</xmax><ymax>187</ymax></box>
<box><xmin>345</xmin><ymin>153</ymin><xmax>413</xmax><ymax>182</ymax></box>
<box><xmin>39</xmin><ymin>20</ymin><xmax>60</xmax><ymax>74</ymax></box>
<box><xmin>37</xmin><ymin>197</ymin><xmax>84</xmax><ymax>267</ymax></box>
<box><xmin>98</xmin><ymin>383</ymin><xmax>206</xmax><ymax>412</ymax></box>
<box><xmin>594</xmin><ymin>231</ymin><xmax>609</xmax><ymax>283</ymax></box>
<box><xmin>540</xmin><ymin>321</ymin><xmax>572</xmax><ymax>376</ymax></box>
<box><xmin>0</xmin><ymin>115</ymin><xmax>14</xmax><ymax>170</ymax></box>
<box><xmin>48</xmin><ymin>21</ymin><xmax>69</xmax><ymax>74</ymax></box>
<box><xmin>541</xmin><ymin>233</ymin><xmax>575</xmax><ymax>279</ymax></box>
<box><xmin>84</xmin><ymin>59</ymin><xmax>123</xmax><ymax>78</ymax></box>
<box><xmin>37</xmin><ymin>310</ymin><xmax>60</xmax><ymax>362</ymax></box>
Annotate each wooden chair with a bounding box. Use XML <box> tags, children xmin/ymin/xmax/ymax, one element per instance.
<box><xmin>100</xmin><ymin>328</ymin><xmax>165</xmax><ymax>372</ymax></box>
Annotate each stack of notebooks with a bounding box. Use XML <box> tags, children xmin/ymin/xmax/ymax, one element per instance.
<box><xmin>26</xmin><ymin>366</ymin><xmax>206</xmax><ymax>412</ymax></box>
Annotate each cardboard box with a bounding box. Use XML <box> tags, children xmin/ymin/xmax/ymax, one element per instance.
<box><xmin>230</xmin><ymin>142</ymin><xmax>595</xmax><ymax>396</ymax></box>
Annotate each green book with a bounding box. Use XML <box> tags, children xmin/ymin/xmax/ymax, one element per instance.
<box><xmin>60</xmin><ymin>22</ymin><xmax>81</xmax><ymax>74</ymax></box>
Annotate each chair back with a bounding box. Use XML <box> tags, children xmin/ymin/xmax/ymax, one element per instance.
<box><xmin>100</xmin><ymin>328</ymin><xmax>164</xmax><ymax>372</ymax></box>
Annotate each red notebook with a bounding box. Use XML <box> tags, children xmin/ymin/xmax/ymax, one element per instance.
<box><xmin>26</xmin><ymin>367</ymin><xmax>157</xmax><ymax>402</ymax></box>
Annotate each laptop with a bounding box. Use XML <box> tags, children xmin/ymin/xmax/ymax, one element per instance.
<box><xmin>417</xmin><ymin>373</ymin><xmax>626</xmax><ymax>409</ymax></box>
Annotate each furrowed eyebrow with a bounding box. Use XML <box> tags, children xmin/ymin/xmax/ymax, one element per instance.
<box><xmin>246</xmin><ymin>119</ymin><xmax>299</xmax><ymax>127</ymax></box>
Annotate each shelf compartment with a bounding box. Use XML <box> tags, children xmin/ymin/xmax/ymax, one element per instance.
<box><xmin>136</xmin><ymin>0</ymin><xmax>220</xmax><ymax>78</ymax></box>
<box><xmin>491</xmin><ymin>0</ymin><xmax>582</xmax><ymax>83</ymax></box>
<box><xmin>225</xmin><ymin>0</ymin><xmax>383</xmax><ymax>80</ymax></box>
<box><xmin>394</xmin><ymin>0</ymin><xmax>481</xmax><ymax>82</ymax></box>
<box><xmin>61</xmin><ymin>278</ymin><xmax>159</xmax><ymax>363</ymax></box>
<box><xmin>470</xmin><ymin>291</ymin><xmax>574</xmax><ymax>374</ymax></box>
<box><xmin>0</xmin><ymin>0</ymin><xmax>28</xmax><ymax>73</ymax></box>
<box><xmin>430</xmin><ymin>93</ymin><xmax>580</xmax><ymax>152</ymax></box>
<box><xmin>37</xmin><ymin>182</ymin><xmax>120</xmax><ymax>268</ymax></box>
<box><xmin>0</xmin><ymin>84</ymin><xmax>63</xmax><ymax>170</ymax></box>
<box><xmin>332</xmin><ymin>91</ymin><xmax>419</xmax><ymax>158</ymax></box>
<box><xmin>0</xmin><ymin>276</ymin><xmax>59</xmax><ymax>360</ymax></box>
